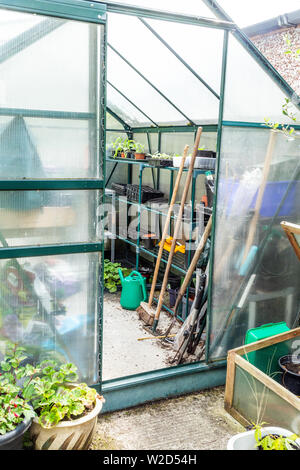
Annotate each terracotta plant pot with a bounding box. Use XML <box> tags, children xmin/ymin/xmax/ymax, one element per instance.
<box><xmin>30</xmin><ymin>395</ymin><xmax>104</xmax><ymax>450</ymax></box>
<box><xmin>135</xmin><ymin>153</ymin><xmax>146</xmax><ymax>160</ymax></box>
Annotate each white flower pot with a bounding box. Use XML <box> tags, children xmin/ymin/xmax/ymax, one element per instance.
<box><xmin>30</xmin><ymin>395</ymin><xmax>103</xmax><ymax>450</ymax></box>
<box><xmin>227</xmin><ymin>426</ymin><xmax>300</xmax><ymax>450</ymax></box>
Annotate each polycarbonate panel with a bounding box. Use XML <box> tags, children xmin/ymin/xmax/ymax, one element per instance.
<box><xmin>107</xmin><ymin>84</ymin><xmax>152</xmax><ymax>127</ymax></box>
<box><xmin>149</xmin><ymin>132</ymin><xmax>159</xmax><ymax>154</ymax></box>
<box><xmin>107</xmin><ymin>45</ymin><xmax>185</xmax><ymax>126</ymax></box>
<box><xmin>224</xmin><ymin>34</ymin><xmax>300</xmax><ymax>123</ymax></box>
<box><xmin>233</xmin><ymin>361</ymin><xmax>300</xmax><ymax>434</ymax></box>
<box><xmin>0</xmin><ymin>252</ymin><xmax>100</xmax><ymax>384</ymax></box>
<box><xmin>108</xmin><ymin>13</ymin><xmax>219</xmax><ymax>124</ymax></box>
<box><xmin>146</xmin><ymin>19</ymin><xmax>223</xmax><ymax>95</ymax></box>
<box><xmin>106</xmin><ymin>111</ymin><xmax>127</xmax><ymax>130</ymax></box>
<box><xmin>0</xmin><ymin>190</ymin><xmax>100</xmax><ymax>246</ymax></box>
<box><xmin>0</xmin><ymin>11</ymin><xmax>102</xmax><ymax>178</ymax></box>
<box><xmin>160</xmin><ymin>131</ymin><xmax>217</xmax><ymax>155</ymax></box>
<box><xmin>209</xmin><ymin>128</ymin><xmax>300</xmax><ymax>360</ymax></box>
<box><xmin>0</xmin><ymin>9</ymin><xmax>42</xmax><ymax>43</ymax></box>
<box><xmin>0</xmin><ymin>16</ymin><xmax>89</xmax><ymax>111</ymax></box>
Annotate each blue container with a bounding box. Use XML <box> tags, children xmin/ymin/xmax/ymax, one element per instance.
<box><xmin>250</xmin><ymin>180</ymin><xmax>298</xmax><ymax>217</ymax></box>
<box><xmin>219</xmin><ymin>179</ymin><xmax>299</xmax><ymax>217</ymax></box>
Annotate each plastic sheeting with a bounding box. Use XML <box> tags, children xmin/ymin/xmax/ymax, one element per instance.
<box><xmin>209</xmin><ymin>127</ymin><xmax>300</xmax><ymax>360</ymax></box>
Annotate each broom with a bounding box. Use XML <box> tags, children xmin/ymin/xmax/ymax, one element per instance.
<box><xmin>150</xmin><ymin>127</ymin><xmax>203</xmax><ymax>332</ymax></box>
<box><xmin>137</xmin><ymin>144</ymin><xmax>189</xmax><ymax>325</ymax></box>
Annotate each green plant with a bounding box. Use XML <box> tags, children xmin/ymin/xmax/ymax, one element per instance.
<box><xmin>151</xmin><ymin>152</ymin><xmax>172</xmax><ymax>160</ymax></box>
<box><xmin>0</xmin><ymin>342</ymin><xmax>103</xmax><ymax>431</ymax></box>
<box><xmin>252</xmin><ymin>423</ymin><xmax>299</xmax><ymax>451</ymax></box>
<box><xmin>104</xmin><ymin>259</ymin><xmax>131</xmax><ymax>293</ymax></box>
<box><xmin>264</xmin><ymin>35</ymin><xmax>299</xmax><ymax>137</ymax></box>
<box><xmin>134</xmin><ymin>141</ymin><xmax>145</xmax><ymax>154</ymax></box>
<box><xmin>0</xmin><ymin>343</ymin><xmax>36</xmax><ymax>435</ymax></box>
<box><xmin>23</xmin><ymin>361</ymin><xmax>98</xmax><ymax>429</ymax></box>
<box><xmin>122</xmin><ymin>139</ymin><xmax>136</xmax><ymax>156</ymax></box>
<box><xmin>111</xmin><ymin>137</ymin><xmax>138</xmax><ymax>158</ymax></box>
<box><xmin>111</xmin><ymin>136</ymin><xmax>126</xmax><ymax>157</ymax></box>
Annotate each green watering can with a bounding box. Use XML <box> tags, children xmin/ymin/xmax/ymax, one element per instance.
<box><xmin>118</xmin><ymin>269</ymin><xmax>148</xmax><ymax>310</ymax></box>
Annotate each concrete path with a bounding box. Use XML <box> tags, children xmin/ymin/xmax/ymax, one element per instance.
<box><xmin>90</xmin><ymin>386</ymin><xmax>244</xmax><ymax>451</ymax></box>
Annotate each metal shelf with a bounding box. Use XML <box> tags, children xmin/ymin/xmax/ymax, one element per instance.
<box><xmin>105</xmin><ymin>155</ymin><xmax>213</xmax><ymax>318</ymax></box>
<box><xmin>106</xmin><ymin>157</ymin><xmax>212</xmax><ymax>175</ymax></box>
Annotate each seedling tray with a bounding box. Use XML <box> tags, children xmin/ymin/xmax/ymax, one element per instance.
<box><xmin>147</xmin><ymin>158</ymin><xmax>173</xmax><ymax>167</ymax></box>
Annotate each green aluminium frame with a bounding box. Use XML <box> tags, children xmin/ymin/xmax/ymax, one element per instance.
<box><xmin>0</xmin><ymin>0</ymin><xmax>299</xmax><ymax>413</ymax></box>
<box><xmin>101</xmin><ymin>1</ymin><xmax>300</xmax><ymax>412</ymax></box>
<box><xmin>0</xmin><ymin>0</ymin><xmax>106</xmax><ymax>386</ymax></box>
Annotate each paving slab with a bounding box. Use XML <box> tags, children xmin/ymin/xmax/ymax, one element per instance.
<box><xmin>90</xmin><ymin>386</ymin><xmax>244</xmax><ymax>451</ymax></box>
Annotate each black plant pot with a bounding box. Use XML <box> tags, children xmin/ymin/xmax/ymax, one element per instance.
<box><xmin>0</xmin><ymin>415</ymin><xmax>32</xmax><ymax>450</ymax></box>
<box><xmin>278</xmin><ymin>355</ymin><xmax>300</xmax><ymax>395</ymax></box>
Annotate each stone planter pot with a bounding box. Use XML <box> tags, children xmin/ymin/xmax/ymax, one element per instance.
<box><xmin>0</xmin><ymin>415</ymin><xmax>32</xmax><ymax>450</ymax></box>
<box><xmin>30</xmin><ymin>395</ymin><xmax>104</xmax><ymax>450</ymax></box>
<box><xmin>227</xmin><ymin>426</ymin><xmax>300</xmax><ymax>450</ymax></box>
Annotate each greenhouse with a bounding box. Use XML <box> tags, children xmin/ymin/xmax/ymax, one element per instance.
<box><xmin>0</xmin><ymin>0</ymin><xmax>299</xmax><ymax>451</ymax></box>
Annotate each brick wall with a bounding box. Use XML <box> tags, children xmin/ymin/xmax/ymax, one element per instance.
<box><xmin>250</xmin><ymin>26</ymin><xmax>300</xmax><ymax>95</ymax></box>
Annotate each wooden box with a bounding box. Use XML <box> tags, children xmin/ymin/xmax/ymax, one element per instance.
<box><xmin>224</xmin><ymin>327</ymin><xmax>300</xmax><ymax>433</ymax></box>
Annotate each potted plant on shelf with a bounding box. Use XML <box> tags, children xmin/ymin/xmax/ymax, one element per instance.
<box><xmin>134</xmin><ymin>142</ymin><xmax>146</xmax><ymax>160</ymax></box>
<box><xmin>227</xmin><ymin>423</ymin><xmax>300</xmax><ymax>450</ymax></box>
<box><xmin>123</xmin><ymin>139</ymin><xmax>136</xmax><ymax>159</ymax></box>
<box><xmin>111</xmin><ymin>136</ymin><xmax>126</xmax><ymax>159</ymax></box>
<box><xmin>0</xmin><ymin>343</ymin><xmax>35</xmax><ymax>450</ymax></box>
<box><xmin>24</xmin><ymin>361</ymin><xmax>104</xmax><ymax>451</ymax></box>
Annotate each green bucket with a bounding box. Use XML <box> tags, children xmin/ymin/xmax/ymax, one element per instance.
<box><xmin>244</xmin><ymin>322</ymin><xmax>290</xmax><ymax>376</ymax></box>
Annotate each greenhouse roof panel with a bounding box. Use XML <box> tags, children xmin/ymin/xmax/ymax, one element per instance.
<box><xmin>107</xmin><ymin>11</ymin><xmax>221</xmax><ymax>127</ymax></box>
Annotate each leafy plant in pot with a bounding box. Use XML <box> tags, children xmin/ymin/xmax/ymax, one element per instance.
<box><xmin>227</xmin><ymin>423</ymin><xmax>300</xmax><ymax>450</ymax></box>
<box><xmin>111</xmin><ymin>136</ymin><xmax>126</xmax><ymax>158</ymax></box>
<box><xmin>134</xmin><ymin>142</ymin><xmax>146</xmax><ymax>160</ymax></box>
<box><xmin>122</xmin><ymin>139</ymin><xmax>136</xmax><ymax>159</ymax></box>
<box><xmin>0</xmin><ymin>343</ymin><xmax>35</xmax><ymax>450</ymax></box>
<box><xmin>23</xmin><ymin>360</ymin><xmax>105</xmax><ymax>450</ymax></box>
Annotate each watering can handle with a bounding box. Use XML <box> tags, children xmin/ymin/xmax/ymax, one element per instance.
<box><xmin>118</xmin><ymin>268</ymin><xmax>124</xmax><ymax>283</ymax></box>
<box><xmin>130</xmin><ymin>270</ymin><xmax>148</xmax><ymax>302</ymax></box>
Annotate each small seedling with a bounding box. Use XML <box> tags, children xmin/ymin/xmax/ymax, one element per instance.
<box><xmin>252</xmin><ymin>423</ymin><xmax>299</xmax><ymax>451</ymax></box>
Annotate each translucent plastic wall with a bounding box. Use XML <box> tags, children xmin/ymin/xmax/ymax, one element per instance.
<box><xmin>106</xmin><ymin>12</ymin><xmax>223</xmax><ymax>127</ymax></box>
<box><xmin>208</xmin><ymin>33</ymin><xmax>300</xmax><ymax>360</ymax></box>
<box><xmin>0</xmin><ymin>11</ymin><xmax>102</xmax><ymax>179</ymax></box>
<box><xmin>233</xmin><ymin>337</ymin><xmax>300</xmax><ymax>433</ymax></box>
<box><xmin>0</xmin><ymin>9</ymin><xmax>104</xmax><ymax>384</ymax></box>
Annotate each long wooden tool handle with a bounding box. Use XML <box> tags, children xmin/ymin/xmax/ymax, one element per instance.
<box><xmin>154</xmin><ymin>127</ymin><xmax>203</xmax><ymax>322</ymax></box>
<box><xmin>174</xmin><ymin>215</ymin><xmax>212</xmax><ymax>313</ymax></box>
<box><xmin>148</xmin><ymin>145</ymin><xmax>189</xmax><ymax>306</ymax></box>
<box><xmin>162</xmin><ymin>215</ymin><xmax>212</xmax><ymax>339</ymax></box>
<box><xmin>242</xmin><ymin>130</ymin><xmax>277</xmax><ymax>264</ymax></box>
